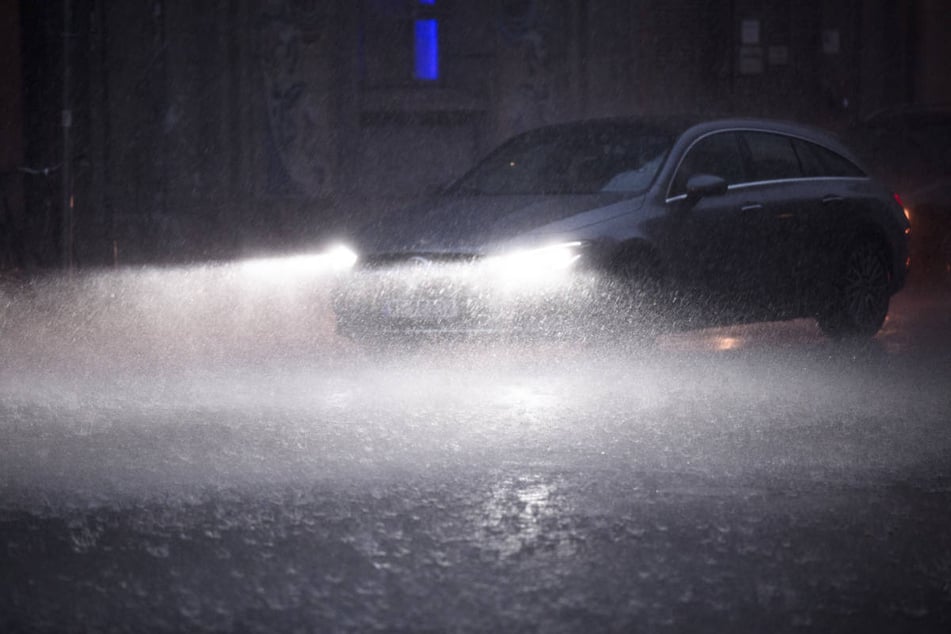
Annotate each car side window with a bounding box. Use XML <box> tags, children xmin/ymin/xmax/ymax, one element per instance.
<box><xmin>742</xmin><ymin>132</ymin><xmax>802</xmax><ymax>181</ymax></box>
<box><xmin>792</xmin><ymin>139</ymin><xmax>866</xmax><ymax>178</ymax></box>
<box><xmin>791</xmin><ymin>139</ymin><xmax>825</xmax><ymax>177</ymax></box>
<box><xmin>670</xmin><ymin>132</ymin><xmax>745</xmax><ymax>197</ymax></box>
<box><xmin>813</xmin><ymin>145</ymin><xmax>866</xmax><ymax>177</ymax></box>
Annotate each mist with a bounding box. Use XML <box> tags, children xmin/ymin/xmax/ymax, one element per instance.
<box><xmin>3</xmin><ymin>266</ymin><xmax>949</xmax><ymax>510</ymax></box>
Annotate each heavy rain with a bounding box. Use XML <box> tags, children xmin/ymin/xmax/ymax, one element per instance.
<box><xmin>3</xmin><ymin>262</ymin><xmax>951</xmax><ymax>631</ymax></box>
<box><xmin>3</xmin><ymin>1</ymin><xmax>951</xmax><ymax>632</ymax></box>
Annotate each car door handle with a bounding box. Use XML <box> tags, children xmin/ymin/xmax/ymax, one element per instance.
<box><xmin>741</xmin><ymin>202</ymin><xmax>764</xmax><ymax>212</ymax></box>
<box><xmin>822</xmin><ymin>195</ymin><xmax>844</xmax><ymax>204</ymax></box>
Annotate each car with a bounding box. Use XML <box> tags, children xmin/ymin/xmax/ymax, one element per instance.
<box><xmin>847</xmin><ymin>105</ymin><xmax>951</xmax><ymax>286</ymax></box>
<box><xmin>329</xmin><ymin>117</ymin><xmax>910</xmax><ymax>341</ymax></box>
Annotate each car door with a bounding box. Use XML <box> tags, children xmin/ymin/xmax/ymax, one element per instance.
<box><xmin>736</xmin><ymin>131</ymin><xmax>813</xmax><ymax>315</ymax></box>
<box><xmin>789</xmin><ymin>138</ymin><xmax>871</xmax><ymax>309</ymax></box>
<box><xmin>663</xmin><ymin>131</ymin><xmax>761</xmax><ymax>315</ymax></box>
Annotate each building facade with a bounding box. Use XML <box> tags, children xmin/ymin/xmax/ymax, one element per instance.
<box><xmin>1</xmin><ymin>0</ymin><xmax>25</xmax><ymax>270</ymax></box>
<box><xmin>11</xmin><ymin>0</ymin><xmax>949</xmax><ymax>268</ymax></box>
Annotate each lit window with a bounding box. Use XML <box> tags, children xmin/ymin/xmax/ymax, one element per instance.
<box><xmin>414</xmin><ymin>16</ymin><xmax>439</xmax><ymax>80</ymax></box>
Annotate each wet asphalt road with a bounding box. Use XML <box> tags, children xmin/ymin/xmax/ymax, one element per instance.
<box><xmin>1</xmin><ymin>271</ymin><xmax>951</xmax><ymax>632</ymax></box>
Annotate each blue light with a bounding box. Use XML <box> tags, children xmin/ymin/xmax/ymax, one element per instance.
<box><xmin>414</xmin><ymin>19</ymin><xmax>439</xmax><ymax>80</ymax></box>
<box><xmin>419</xmin><ymin>0</ymin><xmax>436</xmax><ymax>4</ymax></box>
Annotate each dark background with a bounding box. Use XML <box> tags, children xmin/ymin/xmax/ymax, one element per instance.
<box><xmin>1</xmin><ymin>0</ymin><xmax>949</xmax><ymax>267</ymax></box>
<box><xmin>3</xmin><ymin>5</ymin><xmax>951</xmax><ymax>631</ymax></box>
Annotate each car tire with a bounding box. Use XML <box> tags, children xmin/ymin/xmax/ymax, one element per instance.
<box><xmin>817</xmin><ymin>237</ymin><xmax>891</xmax><ymax>338</ymax></box>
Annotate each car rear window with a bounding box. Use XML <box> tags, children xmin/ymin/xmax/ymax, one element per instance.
<box><xmin>792</xmin><ymin>139</ymin><xmax>866</xmax><ymax>178</ymax></box>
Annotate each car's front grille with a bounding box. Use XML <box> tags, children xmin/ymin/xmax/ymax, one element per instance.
<box><xmin>358</xmin><ymin>252</ymin><xmax>481</xmax><ymax>270</ymax></box>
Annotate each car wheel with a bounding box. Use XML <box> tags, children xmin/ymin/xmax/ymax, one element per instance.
<box><xmin>818</xmin><ymin>238</ymin><xmax>891</xmax><ymax>338</ymax></box>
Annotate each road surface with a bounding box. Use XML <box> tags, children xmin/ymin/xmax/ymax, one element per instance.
<box><xmin>1</xmin><ymin>269</ymin><xmax>950</xmax><ymax>632</ymax></box>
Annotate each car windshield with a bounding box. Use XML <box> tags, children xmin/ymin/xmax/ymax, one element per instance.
<box><xmin>449</xmin><ymin>127</ymin><xmax>674</xmax><ymax>195</ymax></box>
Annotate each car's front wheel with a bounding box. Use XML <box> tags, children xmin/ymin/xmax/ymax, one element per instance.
<box><xmin>818</xmin><ymin>238</ymin><xmax>891</xmax><ymax>338</ymax></box>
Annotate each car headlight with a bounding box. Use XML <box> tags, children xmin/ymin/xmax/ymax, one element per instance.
<box><xmin>324</xmin><ymin>244</ymin><xmax>359</xmax><ymax>270</ymax></box>
<box><xmin>484</xmin><ymin>241</ymin><xmax>584</xmax><ymax>284</ymax></box>
<box><xmin>495</xmin><ymin>241</ymin><xmax>583</xmax><ymax>269</ymax></box>
<box><xmin>239</xmin><ymin>244</ymin><xmax>358</xmax><ymax>280</ymax></box>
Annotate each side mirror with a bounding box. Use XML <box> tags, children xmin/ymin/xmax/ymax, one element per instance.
<box><xmin>685</xmin><ymin>174</ymin><xmax>728</xmax><ymax>200</ymax></box>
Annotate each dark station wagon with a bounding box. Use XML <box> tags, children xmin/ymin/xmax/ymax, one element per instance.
<box><xmin>330</xmin><ymin>117</ymin><xmax>910</xmax><ymax>341</ymax></box>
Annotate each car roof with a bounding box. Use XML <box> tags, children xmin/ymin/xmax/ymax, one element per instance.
<box><xmin>692</xmin><ymin>118</ymin><xmax>860</xmax><ymax>157</ymax></box>
<box><xmin>519</xmin><ymin>116</ymin><xmax>859</xmax><ymax>164</ymax></box>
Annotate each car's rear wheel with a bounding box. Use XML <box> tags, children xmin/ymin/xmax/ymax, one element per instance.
<box><xmin>818</xmin><ymin>238</ymin><xmax>891</xmax><ymax>338</ymax></box>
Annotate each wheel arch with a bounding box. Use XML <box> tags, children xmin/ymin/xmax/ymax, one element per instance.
<box><xmin>603</xmin><ymin>238</ymin><xmax>667</xmax><ymax>282</ymax></box>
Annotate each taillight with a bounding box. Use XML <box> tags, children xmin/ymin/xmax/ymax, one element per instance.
<box><xmin>893</xmin><ymin>192</ymin><xmax>912</xmax><ymax>230</ymax></box>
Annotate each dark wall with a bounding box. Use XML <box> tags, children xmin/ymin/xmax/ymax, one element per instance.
<box><xmin>0</xmin><ymin>0</ymin><xmax>25</xmax><ymax>269</ymax></box>
<box><xmin>19</xmin><ymin>0</ymin><xmax>66</xmax><ymax>269</ymax></box>
<box><xmin>916</xmin><ymin>0</ymin><xmax>951</xmax><ymax>103</ymax></box>
<box><xmin>15</xmin><ymin>0</ymin><xmax>937</xmax><ymax>268</ymax></box>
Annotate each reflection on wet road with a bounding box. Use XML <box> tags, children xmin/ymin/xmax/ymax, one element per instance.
<box><xmin>1</xmin><ymin>272</ymin><xmax>950</xmax><ymax>631</ymax></box>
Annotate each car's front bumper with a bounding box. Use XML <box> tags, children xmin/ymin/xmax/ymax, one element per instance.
<box><xmin>331</xmin><ymin>263</ymin><xmax>609</xmax><ymax>339</ymax></box>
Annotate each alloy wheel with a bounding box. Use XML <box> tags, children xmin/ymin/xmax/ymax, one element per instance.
<box><xmin>841</xmin><ymin>243</ymin><xmax>890</xmax><ymax>333</ymax></box>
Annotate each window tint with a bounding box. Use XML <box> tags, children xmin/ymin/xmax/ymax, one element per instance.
<box><xmin>813</xmin><ymin>145</ymin><xmax>865</xmax><ymax>177</ymax></box>
<box><xmin>460</xmin><ymin>137</ymin><xmax>564</xmax><ymax>195</ymax></box>
<box><xmin>791</xmin><ymin>139</ymin><xmax>825</xmax><ymax>177</ymax></box>
<box><xmin>565</xmin><ymin>133</ymin><xmax>672</xmax><ymax>193</ymax></box>
<box><xmin>742</xmin><ymin>132</ymin><xmax>802</xmax><ymax>181</ymax></box>
<box><xmin>670</xmin><ymin>132</ymin><xmax>745</xmax><ymax>197</ymax></box>
<box><xmin>792</xmin><ymin>139</ymin><xmax>866</xmax><ymax>178</ymax></box>
<box><xmin>452</xmin><ymin>129</ymin><xmax>673</xmax><ymax>195</ymax></box>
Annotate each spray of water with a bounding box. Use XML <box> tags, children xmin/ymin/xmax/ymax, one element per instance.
<box><xmin>1</xmin><ymin>263</ymin><xmax>950</xmax><ymax>509</ymax></box>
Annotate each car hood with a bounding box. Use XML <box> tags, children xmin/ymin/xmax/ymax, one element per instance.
<box><xmin>354</xmin><ymin>192</ymin><xmax>644</xmax><ymax>255</ymax></box>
